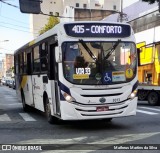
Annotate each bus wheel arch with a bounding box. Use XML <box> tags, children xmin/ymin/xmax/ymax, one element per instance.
<box><xmin>21</xmin><ymin>88</ymin><xmax>30</xmax><ymax>112</ymax></box>
<box><xmin>137</xmin><ymin>90</ymin><xmax>148</xmax><ymax>100</ymax></box>
<box><xmin>43</xmin><ymin>92</ymin><xmax>56</xmax><ymax>124</ymax></box>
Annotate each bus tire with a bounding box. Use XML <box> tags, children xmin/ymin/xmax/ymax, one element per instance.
<box><xmin>102</xmin><ymin>118</ymin><xmax>112</xmax><ymax>122</ymax></box>
<box><xmin>147</xmin><ymin>91</ymin><xmax>159</xmax><ymax>106</ymax></box>
<box><xmin>21</xmin><ymin>93</ymin><xmax>30</xmax><ymax>112</ymax></box>
<box><xmin>44</xmin><ymin>97</ymin><xmax>59</xmax><ymax>124</ymax></box>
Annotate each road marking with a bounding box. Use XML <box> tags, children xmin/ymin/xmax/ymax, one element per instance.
<box><xmin>19</xmin><ymin>132</ymin><xmax>160</xmax><ymax>152</ymax></box>
<box><xmin>139</xmin><ymin>106</ymin><xmax>160</xmax><ymax>112</ymax></box>
<box><xmin>19</xmin><ymin>113</ymin><xmax>36</xmax><ymax>121</ymax></box>
<box><xmin>0</xmin><ymin>103</ymin><xmax>21</xmax><ymax>106</ymax></box>
<box><xmin>0</xmin><ymin>114</ymin><xmax>11</xmax><ymax>121</ymax></box>
<box><xmin>137</xmin><ymin>109</ymin><xmax>158</xmax><ymax>115</ymax></box>
<box><xmin>5</xmin><ymin>96</ymin><xmax>17</xmax><ymax>98</ymax></box>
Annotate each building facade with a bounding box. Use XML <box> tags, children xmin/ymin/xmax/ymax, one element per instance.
<box><xmin>0</xmin><ymin>61</ymin><xmax>3</xmax><ymax>79</ymax></box>
<box><xmin>30</xmin><ymin>0</ymin><xmax>121</xmax><ymax>38</ymax></box>
<box><xmin>1</xmin><ymin>54</ymin><xmax>14</xmax><ymax>78</ymax></box>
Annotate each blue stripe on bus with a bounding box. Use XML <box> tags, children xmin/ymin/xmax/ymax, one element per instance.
<box><xmin>58</xmin><ymin>81</ymin><xmax>71</xmax><ymax>100</ymax></box>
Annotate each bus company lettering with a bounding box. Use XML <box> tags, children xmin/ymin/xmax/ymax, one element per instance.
<box><xmin>72</xmin><ymin>25</ymin><xmax>122</xmax><ymax>34</ymax></box>
<box><xmin>91</xmin><ymin>25</ymin><xmax>122</xmax><ymax>34</ymax></box>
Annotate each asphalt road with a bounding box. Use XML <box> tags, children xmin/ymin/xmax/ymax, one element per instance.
<box><xmin>0</xmin><ymin>85</ymin><xmax>160</xmax><ymax>153</ymax></box>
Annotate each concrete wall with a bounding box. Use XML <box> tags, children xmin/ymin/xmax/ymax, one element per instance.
<box><xmin>30</xmin><ymin>0</ymin><xmax>121</xmax><ymax>38</ymax></box>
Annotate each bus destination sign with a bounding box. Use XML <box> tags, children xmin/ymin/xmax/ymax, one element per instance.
<box><xmin>64</xmin><ymin>23</ymin><xmax>131</xmax><ymax>38</ymax></box>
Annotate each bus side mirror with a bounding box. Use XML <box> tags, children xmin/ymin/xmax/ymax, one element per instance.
<box><xmin>137</xmin><ymin>48</ymin><xmax>141</xmax><ymax>66</ymax></box>
<box><xmin>19</xmin><ymin>0</ymin><xmax>41</xmax><ymax>14</ymax></box>
<box><xmin>55</xmin><ymin>47</ymin><xmax>62</xmax><ymax>63</ymax></box>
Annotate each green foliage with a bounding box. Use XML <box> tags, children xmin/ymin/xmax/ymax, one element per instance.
<box><xmin>39</xmin><ymin>16</ymin><xmax>60</xmax><ymax>35</ymax></box>
<box><xmin>142</xmin><ymin>0</ymin><xmax>159</xmax><ymax>4</ymax></box>
<box><xmin>11</xmin><ymin>66</ymin><xmax>14</xmax><ymax>73</ymax></box>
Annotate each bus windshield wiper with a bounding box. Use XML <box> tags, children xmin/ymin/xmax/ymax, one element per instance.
<box><xmin>79</xmin><ymin>39</ymin><xmax>97</xmax><ymax>62</ymax></box>
<box><xmin>104</xmin><ymin>39</ymin><xmax>121</xmax><ymax>60</ymax></box>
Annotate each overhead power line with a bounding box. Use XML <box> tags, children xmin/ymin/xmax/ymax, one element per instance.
<box><xmin>0</xmin><ymin>0</ymin><xmax>120</xmax><ymax>19</ymax></box>
<box><xmin>0</xmin><ymin>0</ymin><xmax>19</xmax><ymax>8</ymax></box>
<box><xmin>0</xmin><ymin>14</ymin><xmax>29</xmax><ymax>25</ymax></box>
<box><xmin>40</xmin><ymin>10</ymin><xmax>119</xmax><ymax>19</ymax></box>
<box><xmin>0</xmin><ymin>21</ymin><xmax>30</xmax><ymax>29</ymax></box>
<box><xmin>0</xmin><ymin>21</ymin><xmax>42</xmax><ymax>31</ymax></box>
<box><xmin>0</xmin><ymin>24</ymin><xmax>38</xmax><ymax>34</ymax></box>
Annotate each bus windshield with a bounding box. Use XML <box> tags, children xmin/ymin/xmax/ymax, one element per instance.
<box><xmin>62</xmin><ymin>41</ymin><xmax>137</xmax><ymax>85</ymax></box>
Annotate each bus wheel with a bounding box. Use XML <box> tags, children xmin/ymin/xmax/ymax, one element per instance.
<box><xmin>45</xmin><ymin>97</ymin><xmax>58</xmax><ymax>124</ymax></box>
<box><xmin>21</xmin><ymin>94</ymin><xmax>30</xmax><ymax>112</ymax></box>
<box><xmin>102</xmin><ymin>118</ymin><xmax>112</xmax><ymax>122</ymax></box>
<box><xmin>147</xmin><ymin>91</ymin><xmax>159</xmax><ymax>106</ymax></box>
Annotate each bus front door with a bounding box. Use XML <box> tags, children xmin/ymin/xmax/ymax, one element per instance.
<box><xmin>24</xmin><ymin>52</ymin><xmax>34</xmax><ymax>107</ymax></box>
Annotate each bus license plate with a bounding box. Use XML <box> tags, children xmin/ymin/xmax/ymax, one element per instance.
<box><xmin>96</xmin><ymin>106</ymin><xmax>109</xmax><ymax>112</ymax></box>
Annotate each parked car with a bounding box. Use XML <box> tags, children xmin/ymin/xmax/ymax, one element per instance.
<box><xmin>12</xmin><ymin>80</ymin><xmax>16</xmax><ymax>89</ymax></box>
<box><xmin>1</xmin><ymin>78</ymin><xmax>6</xmax><ymax>85</ymax></box>
<box><xmin>8</xmin><ymin>80</ymin><xmax>15</xmax><ymax>89</ymax></box>
<box><xmin>6</xmin><ymin>80</ymin><xmax>11</xmax><ymax>86</ymax></box>
<box><xmin>8</xmin><ymin>80</ymin><xmax>13</xmax><ymax>88</ymax></box>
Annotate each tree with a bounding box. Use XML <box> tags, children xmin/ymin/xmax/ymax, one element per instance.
<box><xmin>11</xmin><ymin>66</ymin><xmax>14</xmax><ymax>73</ymax></box>
<box><xmin>142</xmin><ymin>0</ymin><xmax>160</xmax><ymax>12</ymax></box>
<box><xmin>142</xmin><ymin>0</ymin><xmax>159</xmax><ymax>4</ymax></box>
<box><xmin>39</xmin><ymin>16</ymin><xmax>59</xmax><ymax>35</ymax></box>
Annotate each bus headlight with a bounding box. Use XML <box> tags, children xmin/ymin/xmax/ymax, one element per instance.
<box><xmin>128</xmin><ymin>90</ymin><xmax>137</xmax><ymax>99</ymax></box>
<box><xmin>63</xmin><ymin>92</ymin><xmax>75</xmax><ymax>102</ymax></box>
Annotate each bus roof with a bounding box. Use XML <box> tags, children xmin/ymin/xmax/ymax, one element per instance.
<box><xmin>14</xmin><ymin>21</ymin><xmax>132</xmax><ymax>55</ymax></box>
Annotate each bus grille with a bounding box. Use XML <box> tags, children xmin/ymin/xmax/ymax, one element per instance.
<box><xmin>73</xmin><ymin>101</ymin><xmax>128</xmax><ymax>117</ymax></box>
<box><xmin>80</xmin><ymin>93</ymin><xmax>122</xmax><ymax>97</ymax></box>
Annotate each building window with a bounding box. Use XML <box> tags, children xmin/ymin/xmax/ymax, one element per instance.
<box><xmin>113</xmin><ymin>5</ymin><xmax>116</xmax><ymax>10</ymax></box>
<box><xmin>76</xmin><ymin>3</ymin><xmax>79</xmax><ymax>7</ymax></box>
<box><xmin>49</xmin><ymin>12</ymin><xmax>53</xmax><ymax>15</ymax></box>
<box><xmin>83</xmin><ymin>4</ymin><xmax>87</xmax><ymax>8</ymax></box>
<box><xmin>55</xmin><ymin>12</ymin><xmax>59</xmax><ymax>16</ymax></box>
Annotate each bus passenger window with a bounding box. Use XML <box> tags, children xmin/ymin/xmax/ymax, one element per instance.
<box><xmin>20</xmin><ymin>53</ymin><xmax>24</xmax><ymax>74</ymax></box>
<box><xmin>41</xmin><ymin>57</ymin><xmax>48</xmax><ymax>71</ymax></box>
<box><xmin>40</xmin><ymin>43</ymin><xmax>48</xmax><ymax>72</ymax></box>
<box><xmin>33</xmin><ymin>59</ymin><xmax>40</xmax><ymax>72</ymax></box>
<box><xmin>33</xmin><ymin>46</ymin><xmax>40</xmax><ymax>73</ymax></box>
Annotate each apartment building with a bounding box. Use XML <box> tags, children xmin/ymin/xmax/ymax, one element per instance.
<box><xmin>0</xmin><ymin>61</ymin><xmax>3</xmax><ymax>79</ymax></box>
<box><xmin>30</xmin><ymin>0</ymin><xmax>121</xmax><ymax>38</ymax></box>
<box><xmin>1</xmin><ymin>54</ymin><xmax>14</xmax><ymax>78</ymax></box>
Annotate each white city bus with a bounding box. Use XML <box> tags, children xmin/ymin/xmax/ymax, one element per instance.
<box><xmin>14</xmin><ymin>21</ymin><xmax>138</xmax><ymax>124</ymax></box>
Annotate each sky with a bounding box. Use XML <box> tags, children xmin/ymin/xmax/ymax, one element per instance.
<box><xmin>0</xmin><ymin>0</ymin><xmax>139</xmax><ymax>58</ymax></box>
<box><xmin>0</xmin><ymin>0</ymin><xmax>33</xmax><ymax>58</ymax></box>
<box><xmin>123</xmin><ymin>0</ymin><xmax>139</xmax><ymax>8</ymax></box>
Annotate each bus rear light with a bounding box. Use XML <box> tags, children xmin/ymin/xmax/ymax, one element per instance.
<box><xmin>63</xmin><ymin>92</ymin><xmax>75</xmax><ymax>102</ymax></box>
<box><xmin>128</xmin><ymin>90</ymin><xmax>137</xmax><ymax>100</ymax></box>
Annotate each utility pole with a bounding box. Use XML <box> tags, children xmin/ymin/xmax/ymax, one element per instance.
<box><xmin>159</xmin><ymin>0</ymin><xmax>160</xmax><ymax>12</ymax></box>
<box><xmin>120</xmin><ymin>0</ymin><xmax>123</xmax><ymax>22</ymax></box>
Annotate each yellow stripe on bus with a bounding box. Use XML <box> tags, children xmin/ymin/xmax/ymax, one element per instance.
<box><xmin>29</xmin><ymin>40</ymin><xmax>35</xmax><ymax>46</ymax></box>
<box><xmin>19</xmin><ymin>76</ymin><xmax>28</xmax><ymax>90</ymax></box>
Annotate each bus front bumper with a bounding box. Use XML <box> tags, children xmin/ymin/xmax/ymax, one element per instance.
<box><xmin>59</xmin><ymin>97</ymin><xmax>138</xmax><ymax>120</ymax></box>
